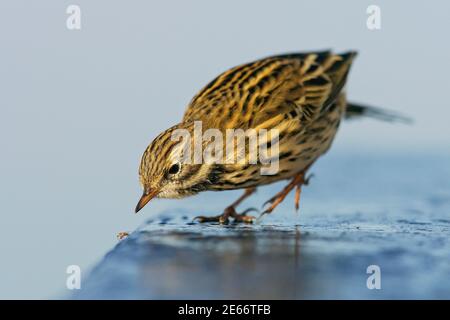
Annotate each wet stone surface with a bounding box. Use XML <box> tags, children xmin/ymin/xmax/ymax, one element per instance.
<box><xmin>75</xmin><ymin>212</ymin><xmax>450</xmax><ymax>299</ymax></box>
<box><xmin>74</xmin><ymin>154</ymin><xmax>450</xmax><ymax>299</ymax></box>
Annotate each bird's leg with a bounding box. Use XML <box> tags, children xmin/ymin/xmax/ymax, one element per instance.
<box><xmin>295</xmin><ymin>173</ymin><xmax>313</xmax><ymax>211</ymax></box>
<box><xmin>294</xmin><ymin>185</ymin><xmax>302</xmax><ymax>211</ymax></box>
<box><xmin>261</xmin><ymin>171</ymin><xmax>313</xmax><ymax>216</ymax></box>
<box><xmin>194</xmin><ymin>187</ymin><xmax>257</xmax><ymax>224</ymax></box>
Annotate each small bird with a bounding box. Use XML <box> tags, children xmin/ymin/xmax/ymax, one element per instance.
<box><xmin>135</xmin><ymin>50</ymin><xmax>408</xmax><ymax>223</ymax></box>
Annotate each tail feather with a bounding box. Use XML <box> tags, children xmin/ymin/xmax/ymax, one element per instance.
<box><xmin>345</xmin><ymin>102</ymin><xmax>412</xmax><ymax>124</ymax></box>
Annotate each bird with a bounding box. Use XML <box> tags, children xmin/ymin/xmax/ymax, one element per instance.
<box><xmin>134</xmin><ymin>50</ymin><xmax>408</xmax><ymax>224</ymax></box>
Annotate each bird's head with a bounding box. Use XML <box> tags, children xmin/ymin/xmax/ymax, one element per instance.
<box><xmin>135</xmin><ymin>122</ymin><xmax>216</xmax><ymax>213</ymax></box>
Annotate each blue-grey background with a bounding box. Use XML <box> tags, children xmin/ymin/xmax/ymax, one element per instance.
<box><xmin>0</xmin><ymin>1</ymin><xmax>449</xmax><ymax>299</ymax></box>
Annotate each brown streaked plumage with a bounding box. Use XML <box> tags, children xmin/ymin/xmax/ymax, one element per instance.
<box><xmin>135</xmin><ymin>50</ymin><xmax>407</xmax><ymax>223</ymax></box>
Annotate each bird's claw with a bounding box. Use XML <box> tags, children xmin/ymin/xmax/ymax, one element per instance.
<box><xmin>194</xmin><ymin>214</ymin><xmax>230</xmax><ymax>224</ymax></box>
<box><xmin>260</xmin><ymin>205</ymin><xmax>275</xmax><ymax>217</ymax></box>
<box><xmin>262</xmin><ymin>194</ymin><xmax>280</xmax><ymax>209</ymax></box>
<box><xmin>240</xmin><ymin>207</ymin><xmax>258</xmax><ymax>215</ymax></box>
<box><xmin>231</xmin><ymin>207</ymin><xmax>258</xmax><ymax>223</ymax></box>
<box><xmin>304</xmin><ymin>173</ymin><xmax>315</xmax><ymax>186</ymax></box>
<box><xmin>194</xmin><ymin>207</ymin><xmax>257</xmax><ymax>224</ymax></box>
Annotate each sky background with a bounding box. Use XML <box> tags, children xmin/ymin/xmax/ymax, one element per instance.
<box><xmin>0</xmin><ymin>0</ymin><xmax>449</xmax><ymax>299</ymax></box>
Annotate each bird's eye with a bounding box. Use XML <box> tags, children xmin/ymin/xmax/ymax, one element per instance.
<box><xmin>168</xmin><ymin>163</ymin><xmax>180</xmax><ymax>175</ymax></box>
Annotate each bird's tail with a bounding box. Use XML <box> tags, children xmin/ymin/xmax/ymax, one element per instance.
<box><xmin>345</xmin><ymin>102</ymin><xmax>412</xmax><ymax>123</ymax></box>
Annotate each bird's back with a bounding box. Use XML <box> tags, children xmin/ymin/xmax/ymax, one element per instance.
<box><xmin>182</xmin><ymin>50</ymin><xmax>357</xmax><ymax>131</ymax></box>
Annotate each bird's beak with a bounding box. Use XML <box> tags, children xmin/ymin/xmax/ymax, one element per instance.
<box><xmin>135</xmin><ymin>188</ymin><xmax>159</xmax><ymax>213</ymax></box>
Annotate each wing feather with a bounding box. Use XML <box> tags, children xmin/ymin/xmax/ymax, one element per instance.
<box><xmin>182</xmin><ymin>51</ymin><xmax>357</xmax><ymax>130</ymax></box>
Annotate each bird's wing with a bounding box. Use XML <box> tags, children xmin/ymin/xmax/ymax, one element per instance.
<box><xmin>182</xmin><ymin>51</ymin><xmax>357</xmax><ymax>130</ymax></box>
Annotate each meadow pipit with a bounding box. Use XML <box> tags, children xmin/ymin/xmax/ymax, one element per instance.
<box><xmin>135</xmin><ymin>51</ymin><xmax>407</xmax><ymax>224</ymax></box>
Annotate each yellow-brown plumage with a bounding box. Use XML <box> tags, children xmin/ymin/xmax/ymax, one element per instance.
<box><xmin>135</xmin><ymin>50</ymin><xmax>400</xmax><ymax>223</ymax></box>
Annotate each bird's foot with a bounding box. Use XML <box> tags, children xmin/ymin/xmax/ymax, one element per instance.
<box><xmin>261</xmin><ymin>190</ymin><xmax>290</xmax><ymax>216</ymax></box>
<box><xmin>194</xmin><ymin>207</ymin><xmax>257</xmax><ymax>224</ymax></box>
<box><xmin>261</xmin><ymin>172</ymin><xmax>313</xmax><ymax>216</ymax></box>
